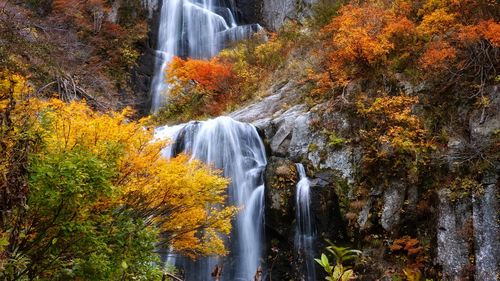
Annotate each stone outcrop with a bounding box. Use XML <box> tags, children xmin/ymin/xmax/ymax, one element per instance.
<box><xmin>230</xmin><ymin>77</ymin><xmax>499</xmax><ymax>280</ymax></box>
<box><xmin>436</xmin><ymin>189</ymin><xmax>473</xmax><ymax>280</ymax></box>
<box><xmin>234</xmin><ymin>0</ymin><xmax>319</xmax><ymax>31</ymax></box>
<box><xmin>472</xmin><ymin>176</ymin><xmax>499</xmax><ymax>281</ymax></box>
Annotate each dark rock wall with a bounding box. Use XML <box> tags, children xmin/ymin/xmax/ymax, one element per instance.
<box><xmin>263</xmin><ymin>157</ymin><xmax>346</xmax><ymax>281</ymax></box>
<box><xmin>130</xmin><ymin>0</ymin><xmax>161</xmax><ymax>115</ymax></box>
<box><xmin>232</xmin><ymin>79</ymin><xmax>499</xmax><ymax>281</ymax></box>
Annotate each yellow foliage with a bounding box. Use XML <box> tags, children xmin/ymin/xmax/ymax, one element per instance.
<box><xmin>17</xmin><ymin>97</ymin><xmax>236</xmax><ymax>258</ymax></box>
<box><xmin>254</xmin><ymin>37</ymin><xmax>285</xmax><ymax>69</ymax></box>
<box><xmin>355</xmin><ymin>92</ymin><xmax>434</xmax><ymax>189</ymax></box>
<box><xmin>417</xmin><ymin>8</ymin><xmax>458</xmax><ymax>38</ymax></box>
<box><xmin>0</xmin><ymin>70</ymin><xmax>35</xmax><ymax>213</ymax></box>
<box><xmin>0</xmin><ymin>71</ymin><xmax>30</xmax><ymax>111</ymax></box>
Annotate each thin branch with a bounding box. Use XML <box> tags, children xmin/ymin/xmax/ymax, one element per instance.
<box><xmin>163</xmin><ymin>272</ymin><xmax>184</xmax><ymax>281</ymax></box>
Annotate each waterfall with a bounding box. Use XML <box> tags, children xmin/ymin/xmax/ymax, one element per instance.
<box><xmin>150</xmin><ymin>0</ymin><xmax>262</xmax><ymax>112</ymax></box>
<box><xmin>294</xmin><ymin>164</ymin><xmax>316</xmax><ymax>281</ymax></box>
<box><xmin>155</xmin><ymin>116</ymin><xmax>267</xmax><ymax>281</ymax></box>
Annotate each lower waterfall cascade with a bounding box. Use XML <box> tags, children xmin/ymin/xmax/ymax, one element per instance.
<box><xmin>155</xmin><ymin>116</ymin><xmax>267</xmax><ymax>281</ymax></box>
<box><xmin>294</xmin><ymin>164</ymin><xmax>317</xmax><ymax>281</ymax></box>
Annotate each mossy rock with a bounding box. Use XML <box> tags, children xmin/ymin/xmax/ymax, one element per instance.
<box><xmin>264</xmin><ymin>157</ymin><xmax>298</xmax><ymax>235</ymax></box>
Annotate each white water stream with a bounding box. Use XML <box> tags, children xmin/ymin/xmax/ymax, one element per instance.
<box><xmin>155</xmin><ymin>117</ymin><xmax>267</xmax><ymax>280</ymax></box>
<box><xmin>295</xmin><ymin>164</ymin><xmax>316</xmax><ymax>281</ymax></box>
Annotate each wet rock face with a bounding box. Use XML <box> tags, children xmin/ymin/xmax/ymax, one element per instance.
<box><xmin>380</xmin><ymin>181</ymin><xmax>406</xmax><ymax>233</ymax></box>
<box><xmin>436</xmin><ymin>189</ymin><xmax>473</xmax><ymax>280</ymax></box>
<box><xmin>264</xmin><ymin>157</ymin><xmax>298</xmax><ymax>237</ymax></box>
<box><xmin>233</xmin><ymin>76</ymin><xmax>499</xmax><ymax>280</ymax></box>
<box><xmin>308</xmin><ymin>170</ymin><xmax>346</xmax><ymax>242</ymax></box>
<box><xmin>260</xmin><ymin>0</ymin><xmax>318</xmax><ymax>30</ymax></box>
<box><xmin>468</xmin><ymin>85</ymin><xmax>500</xmax><ymax>281</ymax></box>
<box><xmin>130</xmin><ymin>1</ymin><xmax>162</xmax><ymax>115</ymax></box>
<box><xmin>233</xmin><ymin>0</ymin><xmax>319</xmax><ymax>30</ymax></box>
<box><xmin>142</xmin><ymin>0</ymin><xmax>160</xmax><ymax>18</ymax></box>
<box><xmin>232</xmin><ymin>88</ymin><xmax>356</xmax><ymax>183</ymax></box>
<box><xmin>233</xmin><ymin>0</ymin><xmax>261</xmax><ymax>24</ymax></box>
<box><xmin>473</xmin><ymin>174</ymin><xmax>500</xmax><ymax>281</ymax></box>
<box><xmin>263</xmin><ymin>157</ymin><xmax>297</xmax><ymax>281</ymax></box>
<box><xmin>263</xmin><ymin>157</ymin><xmax>345</xmax><ymax>281</ymax></box>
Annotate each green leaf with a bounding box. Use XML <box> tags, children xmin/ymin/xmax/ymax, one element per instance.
<box><xmin>321</xmin><ymin>253</ymin><xmax>329</xmax><ymax>267</ymax></box>
<box><xmin>121</xmin><ymin>260</ymin><xmax>128</xmax><ymax>269</ymax></box>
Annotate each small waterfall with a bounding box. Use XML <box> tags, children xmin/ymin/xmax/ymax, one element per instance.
<box><xmin>150</xmin><ymin>0</ymin><xmax>262</xmax><ymax>112</ymax></box>
<box><xmin>155</xmin><ymin>116</ymin><xmax>267</xmax><ymax>280</ymax></box>
<box><xmin>294</xmin><ymin>164</ymin><xmax>316</xmax><ymax>281</ymax></box>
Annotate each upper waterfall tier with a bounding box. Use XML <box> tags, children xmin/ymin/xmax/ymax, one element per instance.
<box><xmin>155</xmin><ymin>116</ymin><xmax>267</xmax><ymax>281</ymax></box>
<box><xmin>150</xmin><ymin>0</ymin><xmax>262</xmax><ymax>112</ymax></box>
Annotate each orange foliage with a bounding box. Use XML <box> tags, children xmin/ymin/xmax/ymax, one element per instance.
<box><xmin>390</xmin><ymin>236</ymin><xmax>422</xmax><ymax>256</ymax></box>
<box><xmin>458</xmin><ymin>20</ymin><xmax>500</xmax><ymax>47</ymax></box>
<box><xmin>319</xmin><ymin>1</ymin><xmax>416</xmax><ymax>87</ymax></box>
<box><xmin>390</xmin><ymin>236</ymin><xmax>428</xmax><ymax>270</ymax></box>
<box><xmin>419</xmin><ymin>40</ymin><xmax>457</xmax><ymax>71</ymax></box>
<box><xmin>168</xmin><ymin>57</ymin><xmax>234</xmax><ymax>93</ymax></box>
<box><xmin>311</xmin><ymin>0</ymin><xmax>498</xmax><ymax>93</ymax></box>
<box><xmin>30</xmin><ymin>99</ymin><xmax>236</xmax><ymax>257</ymax></box>
<box><xmin>165</xmin><ymin>57</ymin><xmax>236</xmax><ymax>117</ymax></box>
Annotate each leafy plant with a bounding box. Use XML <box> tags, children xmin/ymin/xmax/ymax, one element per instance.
<box><xmin>324</xmin><ymin>240</ymin><xmax>362</xmax><ymax>266</ymax></box>
<box><xmin>315</xmin><ymin>255</ymin><xmax>354</xmax><ymax>281</ymax></box>
<box><xmin>324</xmin><ymin>130</ymin><xmax>347</xmax><ymax>149</ymax></box>
<box><xmin>315</xmin><ymin>241</ymin><xmax>361</xmax><ymax>281</ymax></box>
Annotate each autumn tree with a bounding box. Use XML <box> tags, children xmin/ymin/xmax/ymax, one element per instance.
<box><xmin>0</xmin><ymin>72</ymin><xmax>36</xmax><ymax>280</ymax></box>
<box><xmin>0</xmin><ymin>70</ymin><xmax>236</xmax><ymax>280</ymax></box>
<box><xmin>318</xmin><ymin>1</ymin><xmax>417</xmax><ymax>88</ymax></box>
<box><xmin>156</xmin><ymin>56</ymin><xmax>235</xmax><ymax>121</ymax></box>
<box><xmin>49</xmin><ymin>0</ymin><xmax>147</xmax><ymax>84</ymax></box>
<box><xmin>356</xmin><ymin>93</ymin><xmax>434</xmax><ymax>188</ymax></box>
<box><xmin>311</xmin><ymin>0</ymin><xmax>498</xmax><ymax>95</ymax></box>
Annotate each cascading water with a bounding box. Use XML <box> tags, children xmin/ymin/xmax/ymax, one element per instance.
<box><xmin>294</xmin><ymin>164</ymin><xmax>316</xmax><ymax>281</ymax></box>
<box><xmin>155</xmin><ymin>116</ymin><xmax>267</xmax><ymax>281</ymax></box>
<box><xmin>150</xmin><ymin>0</ymin><xmax>262</xmax><ymax>112</ymax></box>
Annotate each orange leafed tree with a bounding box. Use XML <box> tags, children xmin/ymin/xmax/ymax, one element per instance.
<box><xmin>164</xmin><ymin>56</ymin><xmax>236</xmax><ymax>118</ymax></box>
<box><xmin>419</xmin><ymin>40</ymin><xmax>457</xmax><ymax>71</ymax></box>
<box><xmin>168</xmin><ymin>56</ymin><xmax>234</xmax><ymax>93</ymax></box>
<box><xmin>25</xmin><ymin>98</ymin><xmax>237</xmax><ymax>257</ymax></box>
<box><xmin>310</xmin><ymin>0</ymin><xmax>498</xmax><ymax>95</ymax></box>
<box><xmin>317</xmin><ymin>1</ymin><xmax>416</xmax><ymax>89</ymax></box>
